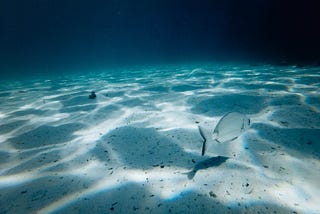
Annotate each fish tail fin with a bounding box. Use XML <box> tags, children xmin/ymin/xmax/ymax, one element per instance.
<box><xmin>202</xmin><ymin>139</ymin><xmax>206</xmax><ymax>156</ymax></box>
<box><xmin>198</xmin><ymin>126</ymin><xmax>207</xmax><ymax>156</ymax></box>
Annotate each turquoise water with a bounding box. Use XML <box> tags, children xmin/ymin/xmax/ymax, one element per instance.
<box><xmin>0</xmin><ymin>64</ymin><xmax>319</xmax><ymax>213</ymax></box>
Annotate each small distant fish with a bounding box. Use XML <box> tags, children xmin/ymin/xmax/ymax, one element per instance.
<box><xmin>200</xmin><ymin>112</ymin><xmax>250</xmax><ymax>156</ymax></box>
<box><xmin>89</xmin><ymin>91</ymin><xmax>96</xmax><ymax>99</ymax></box>
<box><xmin>186</xmin><ymin>156</ymin><xmax>228</xmax><ymax>179</ymax></box>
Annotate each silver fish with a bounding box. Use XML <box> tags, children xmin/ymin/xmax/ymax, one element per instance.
<box><xmin>200</xmin><ymin>112</ymin><xmax>250</xmax><ymax>156</ymax></box>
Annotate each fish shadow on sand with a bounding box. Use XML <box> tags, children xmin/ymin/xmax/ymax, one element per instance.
<box><xmin>186</xmin><ymin>156</ymin><xmax>229</xmax><ymax>179</ymax></box>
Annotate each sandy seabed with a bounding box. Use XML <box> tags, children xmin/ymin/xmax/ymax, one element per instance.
<box><xmin>0</xmin><ymin>64</ymin><xmax>319</xmax><ymax>214</ymax></box>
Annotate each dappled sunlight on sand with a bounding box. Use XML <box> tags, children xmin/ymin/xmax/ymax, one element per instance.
<box><xmin>0</xmin><ymin>64</ymin><xmax>319</xmax><ymax>213</ymax></box>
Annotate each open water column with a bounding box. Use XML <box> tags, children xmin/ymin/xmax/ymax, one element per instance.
<box><xmin>0</xmin><ymin>1</ymin><xmax>319</xmax><ymax>213</ymax></box>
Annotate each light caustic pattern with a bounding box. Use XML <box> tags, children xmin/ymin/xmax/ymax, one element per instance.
<box><xmin>0</xmin><ymin>64</ymin><xmax>319</xmax><ymax>213</ymax></box>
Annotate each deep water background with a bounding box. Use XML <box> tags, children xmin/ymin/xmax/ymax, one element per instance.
<box><xmin>0</xmin><ymin>0</ymin><xmax>319</xmax><ymax>77</ymax></box>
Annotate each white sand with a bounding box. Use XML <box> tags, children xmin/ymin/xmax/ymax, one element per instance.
<box><xmin>0</xmin><ymin>64</ymin><xmax>319</xmax><ymax>213</ymax></box>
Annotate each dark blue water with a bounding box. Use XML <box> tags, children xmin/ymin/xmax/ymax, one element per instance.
<box><xmin>1</xmin><ymin>0</ymin><xmax>319</xmax><ymax>78</ymax></box>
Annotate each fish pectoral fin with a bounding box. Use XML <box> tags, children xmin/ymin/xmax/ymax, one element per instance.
<box><xmin>201</xmin><ymin>139</ymin><xmax>206</xmax><ymax>156</ymax></box>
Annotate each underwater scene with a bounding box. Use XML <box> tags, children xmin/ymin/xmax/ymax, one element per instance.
<box><xmin>1</xmin><ymin>64</ymin><xmax>319</xmax><ymax>213</ymax></box>
<box><xmin>0</xmin><ymin>1</ymin><xmax>320</xmax><ymax>214</ymax></box>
